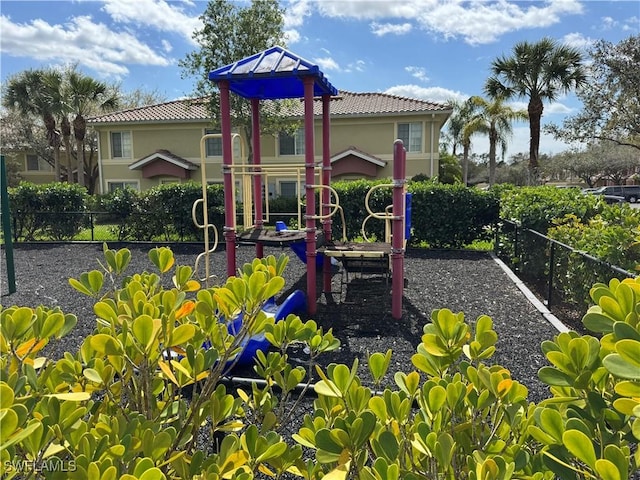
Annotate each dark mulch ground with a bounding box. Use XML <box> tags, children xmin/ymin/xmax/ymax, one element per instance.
<box><xmin>0</xmin><ymin>242</ymin><xmax>574</xmax><ymax>404</ymax></box>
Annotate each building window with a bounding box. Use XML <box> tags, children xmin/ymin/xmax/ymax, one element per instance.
<box><xmin>397</xmin><ymin>122</ymin><xmax>422</xmax><ymax>153</ymax></box>
<box><xmin>26</xmin><ymin>154</ymin><xmax>52</xmax><ymax>171</ymax></box>
<box><xmin>108</xmin><ymin>181</ymin><xmax>138</xmax><ymax>192</ymax></box>
<box><xmin>110</xmin><ymin>131</ymin><xmax>132</xmax><ymax>158</ymax></box>
<box><xmin>205</xmin><ymin>128</ymin><xmax>222</xmax><ymax>157</ymax></box>
<box><xmin>280</xmin><ymin>181</ymin><xmax>297</xmax><ymax>198</ymax></box>
<box><xmin>205</xmin><ymin>129</ymin><xmax>242</xmax><ymax>159</ymax></box>
<box><xmin>279</xmin><ymin>128</ymin><xmax>305</xmax><ymax>156</ymax></box>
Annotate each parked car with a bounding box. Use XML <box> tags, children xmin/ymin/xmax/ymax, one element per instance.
<box><xmin>591</xmin><ymin>185</ymin><xmax>640</xmax><ymax>202</ymax></box>
<box><xmin>600</xmin><ymin>194</ymin><xmax>625</xmax><ymax>204</ymax></box>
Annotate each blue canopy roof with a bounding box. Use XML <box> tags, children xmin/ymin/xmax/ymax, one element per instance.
<box><xmin>208</xmin><ymin>46</ymin><xmax>338</xmax><ymax>100</ymax></box>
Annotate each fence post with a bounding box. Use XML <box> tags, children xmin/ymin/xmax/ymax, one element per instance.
<box><xmin>547</xmin><ymin>240</ymin><xmax>555</xmax><ymax>307</ymax></box>
<box><xmin>513</xmin><ymin>223</ymin><xmax>519</xmax><ymax>274</ymax></box>
<box><xmin>1</xmin><ymin>155</ymin><xmax>16</xmax><ymax>293</ymax></box>
<box><xmin>90</xmin><ymin>212</ymin><xmax>95</xmax><ymax>242</ymax></box>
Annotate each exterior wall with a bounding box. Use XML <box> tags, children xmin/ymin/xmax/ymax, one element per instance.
<box><xmin>6</xmin><ymin>150</ymin><xmax>56</xmax><ymax>184</ymax></box>
<box><xmin>93</xmin><ymin>111</ymin><xmax>448</xmax><ymax>193</ymax></box>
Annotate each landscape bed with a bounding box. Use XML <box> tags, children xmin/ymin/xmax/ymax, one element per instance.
<box><xmin>0</xmin><ymin>242</ymin><xmax>570</xmax><ymax>403</ymax></box>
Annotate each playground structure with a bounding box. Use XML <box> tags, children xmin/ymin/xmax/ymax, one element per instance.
<box><xmin>200</xmin><ymin>46</ymin><xmax>407</xmax><ymax>320</ymax></box>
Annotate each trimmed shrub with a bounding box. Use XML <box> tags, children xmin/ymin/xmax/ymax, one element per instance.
<box><xmin>408</xmin><ymin>182</ymin><xmax>499</xmax><ymax>248</ymax></box>
<box><xmin>1</xmin><ymin>246</ymin><xmax>637</xmax><ymax>478</ymax></box>
<box><xmin>8</xmin><ymin>182</ymin><xmax>88</xmax><ymax>241</ymax></box>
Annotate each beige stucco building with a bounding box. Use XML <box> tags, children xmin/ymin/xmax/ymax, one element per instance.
<box><xmin>82</xmin><ymin>91</ymin><xmax>451</xmax><ymax>195</ymax></box>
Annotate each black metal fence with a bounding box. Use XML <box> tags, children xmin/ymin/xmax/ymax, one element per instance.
<box><xmin>494</xmin><ymin>219</ymin><xmax>636</xmax><ymax>309</ymax></box>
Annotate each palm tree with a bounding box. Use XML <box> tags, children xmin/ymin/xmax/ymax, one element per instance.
<box><xmin>485</xmin><ymin>37</ymin><xmax>586</xmax><ymax>183</ymax></box>
<box><xmin>464</xmin><ymin>96</ymin><xmax>528</xmax><ymax>186</ymax></box>
<box><xmin>3</xmin><ymin>69</ymin><xmax>65</xmax><ymax>181</ymax></box>
<box><xmin>66</xmin><ymin>71</ymin><xmax>118</xmax><ymax>187</ymax></box>
<box><xmin>60</xmin><ymin>116</ymin><xmax>73</xmax><ymax>183</ymax></box>
<box><xmin>445</xmin><ymin>98</ymin><xmax>478</xmax><ymax>185</ymax></box>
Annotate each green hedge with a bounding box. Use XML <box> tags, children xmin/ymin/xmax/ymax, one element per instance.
<box><xmin>9</xmin><ymin>182</ymin><xmax>88</xmax><ymax>241</ymax></box>
<box><xmin>407</xmin><ymin>182</ymin><xmax>499</xmax><ymax>248</ymax></box>
<box><xmin>495</xmin><ymin>185</ymin><xmax>639</xmax><ymax>305</ymax></box>
<box><xmin>7</xmin><ymin>180</ymin><xmax>501</xmax><ymax>247</ymax></box>
<box><xmin>328</xmin><ymin>180</ymin><xmax>500</xmax><ymax>248</ymax></box>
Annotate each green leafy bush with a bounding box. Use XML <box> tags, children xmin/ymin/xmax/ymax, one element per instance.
<box><xmin>498</xmin><ymin>186</ymin><xmax>602</xmax><ymax>233</ymax></box>
<box><xmin>408</xmin><ymin>182</ymin><xmax>499</xmax><ymax>248</ymax></box>
<box><xmin>1</xmin><ymin>247</ymin><xmax>639</xmax><ymax>478</ymax></box>
<box><xmin>547</xmin><ymin>210</ymin><xmax>640</xmax><ymax>304</ymax></box>
<box><xmin>495</xmin><ymin>186</ymin><xmax>619</xmax><ymax>285</ymax></box>
<box><xmin>8</xmin><ymin>182</ymin><xmax>88</xmax><ymax>241</ymax></box>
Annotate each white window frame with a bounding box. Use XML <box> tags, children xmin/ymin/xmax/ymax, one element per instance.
<box><xmin>110</xmin><ymin>131</ymin><xmax>133</xmax><ymax>159</ymax></box>
<box><xmin>397</xmin><ymin>122</ymin><xmax>423</xmax><ymax>153</ymax></box>
<box><xmin>204</xmin><ymin>128</ymin><xmax>223</xmax><ymax>157</ymax></box>
<box><xmin>107</xmin><ymin>180</ymin><xmax>139</xmax><ymax>192</ymax></box>
<box><xmin>279</xmin><ymin>128</ymin><xmax>305</xmax><ymax>156</ymax></box>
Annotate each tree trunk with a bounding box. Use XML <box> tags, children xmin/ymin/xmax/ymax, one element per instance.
<box><xmin>528</xmin><ymin>96</ymin><xmax>544</xmax><ymax>185</ymax></box>
<box><xmin>462</xmin><ymin>141</ymin><xmax>470</xmax><ymax>186</ymax></box>
<box><xmin>44</xmin><ymin>113</ymin><xmax>61</xmax><ymax>181</ymax></box>
<box><xmin>489</xmin><ymin>128</ymin><xmax>497</xmax><ymax>187</ymax></box>
<box><xmin>73</xmin><ymin>114</ymin><xmax>86</xmax><ymax>188</ymax></box>
<box><xmin>61</xmin><ymin>117</ymin><xmax>73</xmax><ymax>183</ymax></box>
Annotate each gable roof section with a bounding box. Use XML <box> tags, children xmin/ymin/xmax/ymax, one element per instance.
<box><xmin>331</xmin><ymin>147</ymin><xmax>386</xmax><ymax>167</ymax></box>
<box><xmin>208</xmin><ymin>46</ymin><xmax>338</xmax><ymax>100</ymax></box>
<box><xmin>330</xmin><ymin>147</ymin><xmax>387</xmax><ymax>178</ymax></box>
<box><xmin>129</xmin><ymin>150</ymin><xmax>199</xmax><ymax>171</ymax></box>
<box><xmin>88</xmin><ymin>92</ymin><xmax>451</xmax><ymax>125</ymax></box>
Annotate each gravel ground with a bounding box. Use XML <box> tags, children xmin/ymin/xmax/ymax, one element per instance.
<box><xmin>0</xmin><ymin>242</ymin><xmax>565</xmax><ymax>403</ymax></box>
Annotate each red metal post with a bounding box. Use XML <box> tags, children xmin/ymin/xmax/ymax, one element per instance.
<box><xmin>391</xmin><ymin>140</ymin><xmax>406</xmax><ymax>319</ymax></box>
<box><xmin>322</xmin><ymin>94</ymin><xmax>332</xmax><ymax>293</ymax></box>
<box><xmin>251</xmin><ymin>98</ymin><xmax>264</xmax><ymax>259</ymax></box>
<box><xmin>219</xmin><ymin>80</ymin><xmax>236</xmax><ymax>277</ymax></box>
<box><xmin>303</xmin><ymin>77</ymin><xmax>317</xmax><ymax>314</ymax></box>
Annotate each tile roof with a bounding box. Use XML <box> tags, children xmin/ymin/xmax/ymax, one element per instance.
<box><xmin>88</xmin><ymin>98</ymin><xmax>210</xmax><ymax>124</ymax></box>
<box><xmin>325</xmin><ymin>92</ymin><xmax>451</xmax><ymax>116</ymax></box>
<box><xmin>88</xmin><ymin>91</ymin><xmax>451</xmax><ymax>125</ymax></box>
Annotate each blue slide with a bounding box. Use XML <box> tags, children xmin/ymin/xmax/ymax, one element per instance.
<box><xmin>226</xmin><ymin>289</ymin><xmax>307</xmax><ymax>367</ymax></box>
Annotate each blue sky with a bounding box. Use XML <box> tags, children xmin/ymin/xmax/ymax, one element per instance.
<box><xmin>1</xmin><ymin>0</ymin><xmax>638</xmax><ymax>158</ymax></box>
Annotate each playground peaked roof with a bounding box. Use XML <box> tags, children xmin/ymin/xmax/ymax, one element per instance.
<box><xmin>208</xmin><ymin>46</ymin><xmax>338</xmax><ymax>100</ymax></box>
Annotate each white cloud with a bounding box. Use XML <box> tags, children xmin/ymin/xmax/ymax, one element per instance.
<box><xmin>161</xmin><ymin>39</ymin><xmax>173</xmax><ymax>53</ymax></box>
<box><xmin>622</xmin><ymin>16</ymin><xmax>640</xmax><ymax>31</ymax></box>
<box><xmin>285</xmin><ymin>29</ymin><xmax>302</xmax><ymax>44</ymax></box>
<box><xmin>561</xmin><ymin>32</ymin><xmax>594</xmax><ymax>50</ymax></box>
<box><xmin>0</xmin><ymin>14</ymin><xmax>171</xmax><ymax>77</ymax></box>
<box><xmin>545</xmin><ymin>102</ymin><xmax>574</xmax><ymax>115</ymax></box>
<box><xmin>101</xmin><ymin>0</ymin><xmax>201</xmax><ymax>45</ymax></box>
<box><xmin>384</xmin><ymin>84</ymin><xmax>465</xmax><ymax>104</ymax></box>
<box><xmin>314</xmin><ymin>56</ymin><xmax>339</xmax><ymax>70</ymax></box>
<box><xmin>600</xmin><ymin>16</ymin><xmax>618</xmax><ymax>30</ymax></box>
<box><xmin>283</xmin><ymin>0</ymin><xmax>312</xmax><ymax>44</ymax></box>
<box><xmin>345</xmin><ymin>59</ymin><xmax>366</xmax><ymax>73</ymax></box>
<box><xmin>284</xmin><ymin>0</ymin><xmax>311</xmax><ymax>28</ymax></box>
<box><xmin>405</xmin><ymin>66</ymin><xmax>429</xmax><ymax>82</ymax></box>
<box><xmin>301</xmin><ymin>0</ymin><xmax>584</xmax><ymax>45</ymax></box>
<box><xmin>315</xmin><ymin>1</ymin><xmax>423</xmax><ymax>20</ymax></box>
<box><xmin>371</xmin><ymin>22</ymin><xmax>412</xmax><ymax>36</ymax></box>
<box><xmin>413</xmin><ymin>0</ymin><xmax>584</xmax><ymax>45</ymax></box>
